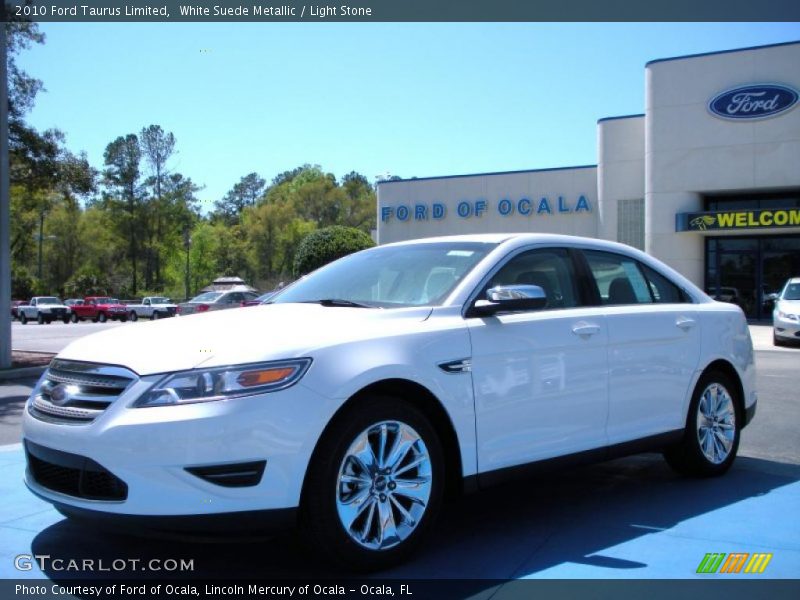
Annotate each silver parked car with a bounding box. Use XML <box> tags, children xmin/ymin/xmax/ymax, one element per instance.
<box><xmin>177</xmin><ymin>290</ymin><xmax>260</xmax><ymax>316</ymax></box>
<box><xmin>773</xmin><ymin>277</ymin><xmax>800</xmax><ymax>346</ymax></box>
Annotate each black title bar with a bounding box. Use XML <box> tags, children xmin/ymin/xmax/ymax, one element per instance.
<box><xmin>2</xmin><ymin>0</ymin><xmax>800</xmax><ymax>22</ymax></box>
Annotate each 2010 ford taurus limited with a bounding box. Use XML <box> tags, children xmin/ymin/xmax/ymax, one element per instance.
<box><xmin>23</xmin><ymin>234</ymin><xmax>757</xmax><ymax>570</ymax></box>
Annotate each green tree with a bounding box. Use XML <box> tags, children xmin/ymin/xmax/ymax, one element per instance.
<box><xmin>103</xmin><ymin>134</ymin><xmax>142</xmax><ymax>294</ymax></box>
<box><xmin>140</xmin><ymin>125</ymin><xmax>176</xmax><ymax>288</ymax></box>
<box><xmin>214</xmin><ymin>172</ymin><xmax>266</xmax><ymax>224</ymax></box>
<box><xmin>293</xmin><ymin>225</ymin><xmax>375</xmax><ymax>277</ymax></box>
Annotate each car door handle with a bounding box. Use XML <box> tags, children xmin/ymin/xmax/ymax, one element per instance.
<box><xmin>571</xmin><ymin>322</ymin><xmax>601</xmax><ymax>337</ymax></box>
<box><xmin>676</xmin><ymin>316</ymin><xmax>696</xmax><ymax>330</ymax></box>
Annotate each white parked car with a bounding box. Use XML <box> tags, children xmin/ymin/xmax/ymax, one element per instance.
<box><xmin>773</xmin><ymin>277</ymin><xmax>800</xmax><ymax>346</ymax></box>
<box><xmin>125</xmin><ymin>296</ymin><xmax>178</xmax><ymax>321</ymax></box>
<box><xmin>18</xmin><ymin>296</ymin><xmax>71</xmax><ymax>325</ymax></box>
<box><xmin>23</xmin><ymin>234</ymin><xmax>757</xmax><ymax>570</ymax></box>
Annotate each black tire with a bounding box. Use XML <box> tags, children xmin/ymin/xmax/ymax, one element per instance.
<box><xmin>62</xmin><ymin>316</ymin><xmax>70</xmax><ymax>324</ymax></box>
<box><xmin>37</xmin><ymin>313</ymin><xmax>44</xmax><ymax>325</ymax></box>
<box><xmin>664</xmin><ymin>370</ymin><xmax>742</xmax><ymax>477</ymax></box>
<box><xmin>773</xmin><ymin>332</ymin><xmax>787</xmax><ymax>347</ymax></box>
<box><xmin>152</xmin><ymin>311</ymin><xmax>160</xmax><ymax>320</ymax></box>
<box><xmin>70</xmin><ymin>312</ymin><xmax>78</xmax><ymax>323</ymax></box>
<box><xmin>46</xmin><ymin>318</ymin><xmax>52</xmax><ymax>324</ymax></box>
<box><xmin>20</xmin><ymin>313</ymin><xmax>27</xmax><ymax>325</ymax></box>
<box><xmin>129</xmin><ymin>311</ymin><xmax>138</xmax><ymax>322</ymax></box>
<box><xmin>98</xmin><ymin>312</ymin><xmax>107</xmax><ymax>323</ymax></box>
<box><xmin>300</xmin><ymin>396</ymin><xmax>445</xmax><ymax>571</ymax></box>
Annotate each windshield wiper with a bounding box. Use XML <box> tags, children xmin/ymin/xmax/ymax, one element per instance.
<box><xmin>302</xmin><ymin>299</ymin><xmax>376</xmax><ymax>308</ymax></box>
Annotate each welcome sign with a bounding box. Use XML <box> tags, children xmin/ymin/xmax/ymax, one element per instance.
<box><xmin>677</xmin><ymin>208</ymin><xmax>800</xmax><ymax>232</ymax></box>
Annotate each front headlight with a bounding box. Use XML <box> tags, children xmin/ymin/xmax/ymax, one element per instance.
<box><xmin>777</xmin><ymin>311</ymin><xmax>797</xmax><ymax>321</ymax></box>
<box><xmin>133</xmin><ymin>358</ymin><xmax>312</xmax><ymax>408</ymax></box>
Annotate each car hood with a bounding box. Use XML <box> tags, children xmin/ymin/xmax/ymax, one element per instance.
<box><xmin>778</xmin><ymin>299</ymin><xmax>800</xmax><ymax>311</ymax></box>
<box><xmin>57</xmin><ymin>303</ymin><xmax>434</xmax><ymax>375</ymax></box>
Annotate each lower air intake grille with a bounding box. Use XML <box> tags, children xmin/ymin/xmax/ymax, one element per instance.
<box><xmin>25</xmin><ymin>440</ymin><xmax>128</xmax><ymax>501</ymax></box>
<box><xmin>185</xmin><ymin>461</ymin><xmax>266</xmax><ymax>488</ymax></box>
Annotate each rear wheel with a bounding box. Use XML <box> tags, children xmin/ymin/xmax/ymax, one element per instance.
<box><xmin>300</xmin><ymin>397</ymin><xmax>444</xmax><ymax>571</ymax></box>
<box><xmin>129</xmin><ymin>311</ymin><xmax>138</xmax><ymax>322</ymax></box>
<box><xmin>20</xmin><ymin>313</ymin><xmax>27</xmax><ymax>325</ymax></box>
<box><xmin>70</xmin><ymin>313</ymin><xmax>78</xmax><ymax>323</ymax></box>
<box><xmin>664</xmin><ymin>370</ymin><xmax>741</xmax><ymax>477</ymax></box>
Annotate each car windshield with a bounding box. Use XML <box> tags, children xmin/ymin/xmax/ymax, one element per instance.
<box><xmin>38</xmin><ymin>297</ymin><xmax>60</xmax><ymax>304</ymax></box>
<box><xmin>272</xmin><ymin>241</ymin><xmax>496</xmax><ymax>308</ymax></box>
<box><xmin>782</xmin><ymin>283</ymin><xmax>800</xmax><ymax>300</ymax></box>
<box><xmin>190</xmin><ymin>292</ymin><xmax>223</xmax><ymax>303</ymax></box>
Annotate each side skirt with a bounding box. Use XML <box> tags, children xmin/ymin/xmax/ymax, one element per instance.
<box><xmin>464</xmin><ymin>430</ymin><xmax>684</xmax><ymax>492</ymax></box>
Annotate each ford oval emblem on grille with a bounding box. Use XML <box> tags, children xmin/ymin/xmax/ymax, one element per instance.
<box><xmin>709</xmin><ymin>84</ymin><xmax>799</xmax><ymax>120</ymax></box>
<box><xmin>49</xmin><ymin>384</ymin><xmax>71</xmax><ymax>406</ymax></box>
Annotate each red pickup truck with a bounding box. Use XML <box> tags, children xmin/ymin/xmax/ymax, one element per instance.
<box><xmin>68</xmin><ymin>296</ymin><xmax>129</xmax><ymax>323</ymax></box>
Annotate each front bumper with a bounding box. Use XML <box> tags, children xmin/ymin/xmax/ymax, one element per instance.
<box><xmin>33</xmin><ymin>494</ymin><xmax>296</xmax><ymax>538</ymax></box>
<box><xmin>773</xmin><ymin>314</ymin><xmax>800</xmax><ymax>341</ymax></box>
<box><xmin>22</xmin><ymin>377</ymin><xmax>337</xmax><ymax>521</ymax></box>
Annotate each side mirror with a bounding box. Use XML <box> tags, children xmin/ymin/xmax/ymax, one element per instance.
<box><xmin>468</xmin><ymin>284</ymin><xmax>547</xmax><ymax>317</ymax></box>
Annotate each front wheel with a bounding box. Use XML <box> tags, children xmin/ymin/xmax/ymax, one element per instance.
<box><xmin>37</xmin><ymin>314</ymin><xmax>44</xmax><ymax>325</ymax></box>
<box><xmin>62</xmin><ymin>316</ymin><xmax>70</xmax><ymax>324</ymax></box>
<box><xmin>773</xmin><ymin>332</ymin><xmax>787</xmax><ymax>347</ymax></box>
<box><xmin>97</xmin><ymin>312</ymin><xmax>107</xmax><ymax>323</ymax></box>
<box><xmin>300</xmin><ymin>397</ymin><xmax>444</xmax><ymax>571</ymax></box>
<box><xmin>151</xmin><ymin>311</ymin><xmax>160</xmax><ymax>320</ymax></box>
<box><xmin>664</xmin><ymin>371</ymin><xmax>741</xmax><ymax>477</ymax></box>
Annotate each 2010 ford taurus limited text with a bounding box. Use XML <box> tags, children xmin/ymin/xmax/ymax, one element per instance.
<box><xmin>23</xmin><ymin>234</ymin><xmax>757</xmax><ymax>570</ymax></box>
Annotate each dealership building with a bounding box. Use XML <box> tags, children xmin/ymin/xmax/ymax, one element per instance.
<box><xmin>376</xmin><ymin>41</ymin><xmax>800</xmax><ymax>320</ymax></box>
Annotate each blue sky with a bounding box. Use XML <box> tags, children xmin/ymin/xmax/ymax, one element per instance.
<box><xmin>18</xmin><ymin>22</ymin><xmax>800</xmax><ymax>211</ymax></box>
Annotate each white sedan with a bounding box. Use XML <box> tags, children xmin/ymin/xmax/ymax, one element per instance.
<box><xmin>22</xmin><ymin>234</ymin><xmax>756</xmax><ymax>570</ymax></box>
<box><xmin>773</xmin><ymin>277</ymin><xmax>800</xmax><ymax>346</ymax></box>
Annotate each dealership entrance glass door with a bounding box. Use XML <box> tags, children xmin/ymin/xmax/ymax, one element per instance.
<box><xmin>705</xmin><ymin>235</ymin><xmax>800</xmax><ymax>320</ymax></box>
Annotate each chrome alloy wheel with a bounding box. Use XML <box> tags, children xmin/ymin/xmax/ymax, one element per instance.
<box><xmin>696</xmin><ymin>382</ymin><xmax>736</xmax><ymax>464</ymax></box>
<box><xmin>335</xmin><ymin>420</ymin><xmax>432</xmax><ymax>551</ymax></box>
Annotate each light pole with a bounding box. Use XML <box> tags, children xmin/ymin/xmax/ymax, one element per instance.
<box><xmin>1</xmin><ymin>23</ymin><xmax>11</xmax><ymax>369</ymax></box>
<box><xmin>183</xmin><ymin>229</ymin><xmax>191</xmax><ymax>301</ymax></box>
<box><xmin>34</xmin><ymin>227</ymin><xmax>56</xmax><ymax>287</ymax></box>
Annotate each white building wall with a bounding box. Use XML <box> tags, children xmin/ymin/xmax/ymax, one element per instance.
<box><xmin>377</xmin><ymin>167</ymin><xmax>598</xmax><ymax>245</ymax></box>
<box><xmin>597</xmin><ymin>116</ymin><xmax>646</xmax><ymax>242</ymax></box>
<box><xmin>645</xmin><ymin>43</ymin><xmax>800</xmax><ymax>285</ymax></box>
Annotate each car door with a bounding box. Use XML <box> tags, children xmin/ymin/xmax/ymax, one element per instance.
<box><xmin>580</xmin><ymin>249</ymin><xmax>701</xmax><ymax>443</ymax></box>
<box><xmin>467</xmin><ymin>247</ymin><xmax>609</xmax><ymax>474</ymax></box>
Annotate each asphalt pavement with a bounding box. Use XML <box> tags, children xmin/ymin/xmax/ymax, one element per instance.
<box><xmin>8</xmin><ymin>319</ymin><xmax>127</xmax><ymax>354</ymax></box>
<box><xmin>0</xmin><ymin>342</ymin><xmax>797</xmax><ymax>582</ymax></box>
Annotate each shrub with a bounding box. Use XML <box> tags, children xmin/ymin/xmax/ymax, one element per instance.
<box><xmin>293</xmin><ymin>226</ymin><xmax>374</xmax><ymax>277</ymax></box>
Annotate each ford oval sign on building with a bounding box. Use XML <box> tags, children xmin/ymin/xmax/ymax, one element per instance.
<box><xmin>709</xmin><ymin>84</ymin><xmax>799</xmax><ymax>120</ymax></box>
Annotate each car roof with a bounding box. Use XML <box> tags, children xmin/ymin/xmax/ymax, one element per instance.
<box><xmin>382</xmin><ymin>233</ymin><xmax>653</xmax><ymax>255</ymax></box>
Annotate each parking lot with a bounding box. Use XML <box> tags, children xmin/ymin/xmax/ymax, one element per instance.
<box><xmin>0</xmin><ymin>325</ymin><xmax>798</xmax><ymax>584</ymax></box>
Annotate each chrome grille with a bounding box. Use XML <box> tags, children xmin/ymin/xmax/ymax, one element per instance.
<box><xmin>29</xmin><ymin>360</ymin><xmax>137</xmax><ymax>425</ymax></box>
